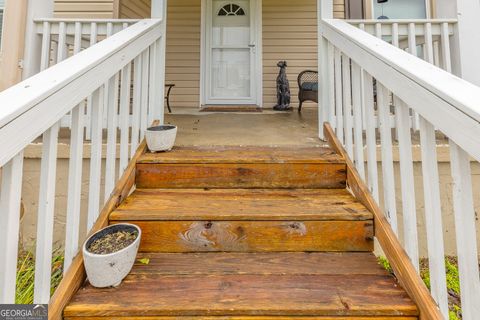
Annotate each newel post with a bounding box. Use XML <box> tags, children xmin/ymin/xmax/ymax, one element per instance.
<box><xmin>317</xmin><ymin>0</ymin><xmax>333</xmax><ymax>140</ymax></box>
<box><xmin>22</xmin><ymin>0</ymin><xmax>54</xmax><ymax>79</ymax></box>
<box><xmin>151</xmin><ymin>0</ymin><xmax>168</xmax><ymax>124</ymax></box>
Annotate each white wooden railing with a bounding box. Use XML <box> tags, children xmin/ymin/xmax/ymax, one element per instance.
<box><xmin>347</xmin><ymin>19</ymin><xmax>457</xmax><ymax>72</ymax></box>
<box><xmin>0</xmin><ymin>19</ymin><xmax>165</xmax><ymax>304</ymax></box>
<box><xmin>319</xmin><ymin>18</ymin><xmax>480</xmax><ymax>320</ymax></box>
<box><xmin>34</xmin><ymin>18</ymin><xmax>139</xmax><ymax>131</ymax></box>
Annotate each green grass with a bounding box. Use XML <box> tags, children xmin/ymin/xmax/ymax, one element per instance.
<box><xmin>378</xmin><ymin>256</ymin><xmax>462</xmax><ymax>320</ymax></box>
<box><xmin>15</xmin><ymin>250</ymin><xmax>64</xmax><ymax>304</ymax></box>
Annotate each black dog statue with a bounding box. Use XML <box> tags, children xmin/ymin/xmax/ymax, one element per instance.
<box><xmin>273</xmin><ymin>61</ymin><xmax>292</xmax><ymax>111</ymax></box>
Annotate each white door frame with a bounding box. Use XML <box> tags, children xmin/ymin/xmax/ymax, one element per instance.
<box><xmin>200</xmin><ymin>0</ymin><xmax>262</xmax><ymax>107</ymax></box>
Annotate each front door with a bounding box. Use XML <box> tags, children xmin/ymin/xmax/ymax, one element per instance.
<box><xmin>205</xmin><ymin>0</ymin><xmax>258</xmax><ymax>105</ymax></box>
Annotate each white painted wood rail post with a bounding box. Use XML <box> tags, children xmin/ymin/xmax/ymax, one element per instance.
<box><xmin>419</xmin><ymin>116</ymin><xmax>449</xmax><ymax>318</ymax></box>
<box><xmin>0</xmin><ymin>152</ymin><xmax>24</xmax><ymax>303</ymax></box>
<box><xmin>394</xmin><ymin>97</ymin><xmax>419</xmax><ymax>271</ymax></box>
<box><xmin>22</xmin><ymin>0</ymin><xmax>54</xmax><ymax>79</ymax></box>
<box><xmin>152</xmin><ymin>0</ymin><xmax>167</xmax><ymax>124</ymax></box>
<box><xmin>34</xmin><ymin>123</ymin><xmax>60</xmax><ymax>304</ymax></box>
<box><xmin>377</xmin><ymin>83</ymin><xmax>398</xmax><ymax>235</ymax></box>
<box><xmin>449</xmin><ymin>142</ymin><xmax>480</xmax><ymax>320</ymax></box>
<box><xmin>87</xmin><ymin>87</ymin><xmax>105</xmax><ymax>230</ymax></box>
<box><xmin>317</xmin><ymin>0</ymin><xmax>333</xmax><ymax>140</ymax></box>
<box><xmin>362</xmin><ymin>71</ymin><xmax>379</xmax><ymax>202</ymax></box>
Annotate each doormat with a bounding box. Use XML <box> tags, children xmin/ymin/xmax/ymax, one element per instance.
<box><xmin>200</xmin><ymin>105</ymin><xmax>262</xmax><ymax>113</ymax></box>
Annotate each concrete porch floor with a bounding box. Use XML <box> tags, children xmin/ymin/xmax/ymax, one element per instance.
<box><xmin>164</xmin><ymin>107</ymin><xmax>325</xmax><ymax>147</ymax></box>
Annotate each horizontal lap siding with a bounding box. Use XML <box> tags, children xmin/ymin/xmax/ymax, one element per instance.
<box><xmin>263</xmin><ymin>0</ymin><xmax>344</xmax><ymax>109</ymax></box>
<box><xmin>262</xmin><ymin>0</ymin><xmax>317</xmax><ymax>109</ymax></box>
<box><xmin>54</xmin><ymin>0</ymin><xmax>114</xmax><ymax>18</ymax></box>
<box><xmin>166</xmin><ymin>0</ymin><xmax>201</xmax><ymax>108</ymax></box>
<box><xmin>334</xmin><ymin>0</ymin><xmax>346</xmax><ymax>19</ymax></box>
<box><xmin>118</xmin><ymin>0</ymin><xmax>346</xmax><ymax>109</ymax></box>
<box><xmin>118</xmin><ymin>0</ymin><xmax>151</xmax><ymax>19</ymax></box>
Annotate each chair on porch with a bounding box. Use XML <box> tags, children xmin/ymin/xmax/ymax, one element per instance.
<box><xmin>297</xmin><ymin>70</ymin><xmax>318</xmax><ymax>112</ymax></box>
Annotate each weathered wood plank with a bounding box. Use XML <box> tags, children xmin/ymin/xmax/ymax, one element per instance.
<box><xmin>110</xmin><ymin>189</ymin><xmax>373</xmax><ymax>221</ymax></box>
<box><xmin>136</xmin><ymin>163</ymin><xmax>347</xmax><ymax>189</ymax></box>
<box><xmin>130</xmin><ymin>252</ymin><xmax>387</xmax><ymax>276</ymax></box>
<box><xmin>64</xmin><ymin>274</ymin><xmax>417</xmax><ymax>317</ymax></box>
<box><xmin>323</xmin><ymin>123</ymin><xmax>441</xmax><ymax>320</ymax></box>
<box><xmin>138</xmin><ymin>146</ymin><xmax>345</xmax><ymax>164</ymax></box>
<box><xmin>111</xmin><ymin>220</ymin><xmax>374</xmax><ymax>253</ymax></box>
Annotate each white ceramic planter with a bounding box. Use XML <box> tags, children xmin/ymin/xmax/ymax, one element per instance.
<box><xmin>146</xmin><ymin>125</ymin><xmax>177</xmax><ymax>152</ymax></box>
<box><xmin>83</xmin><ymin>223</ymin><xmax>141</xmax><ymax>288</ymax></box>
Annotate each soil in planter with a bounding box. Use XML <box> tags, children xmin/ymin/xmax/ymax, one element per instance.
<box><xmin>88</xmin><ymin>230</ymin><xmax>138</xmax><ymax>255</ymax></box>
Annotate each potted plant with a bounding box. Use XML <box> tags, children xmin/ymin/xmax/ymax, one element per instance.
<box><xmin>83</xmin><ymin>223</ymin><xmax>141</xmax><ymax>288</ymax></box>
<box><xmin>146</xmin><ymin>125</ymin><xmax>177</xmax><ymax>152</ymax></box>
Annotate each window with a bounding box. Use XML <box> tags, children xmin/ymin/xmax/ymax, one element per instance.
<box><xmin>373</xmin><ymin>0</ymin><xmax>427</xmax><ymax>19</ymax></box>
<box><xmin>0</xmin><ymin>0</ymin><xmax>5</xmax><ymax>48</ymax></box>
<box><xmin>218</xmin><ymin>3</ymin><xmax>246</xmax><ymax>16</ymax></box>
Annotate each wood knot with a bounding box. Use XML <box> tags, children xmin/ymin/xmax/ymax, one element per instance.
<box><xmin>204</xmin><ymin>222</ymin><xmax>213</xmax><ymax>229</ymax></box>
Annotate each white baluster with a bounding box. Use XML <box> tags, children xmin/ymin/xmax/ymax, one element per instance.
<box><xmin>342</xmin><ymin>55</ymin><xmax>353</xmax><ymax>158</ymax></box>
<box><xmin>377</xmin><ymin>83</ymin><xmax>398</xmax><ymax>234</ymax></box>
<box><xmin>0</xmin><ymin>152</ymin><xmax>24</xmax><ymax>303</ymax></box>
<box><xmin>119</xmin><ymin>63</ymin><xmax>132</xmax><ymax>174</ymax></box>
<box><xmin>140</xmin><ymin>49</ymin><xmax>150</xmax><ymax>139</ymax></box>
<box><xmin>351</xmin><ymin>62</ymin><xmax>364</xmax><ymax>179</ymax></box>
<box><xmin>327</xmin><ymin>42</ymin><xmax>335</xmax><ymax>127</ymax></box>
<box><xmin>394</xmin><ymin>97</ymin><xmax>419</xmax><ymax>271</ymax></box>
<box><xmin>440</xmin><ymin>22</ymin><xmax>452</xmax><ymax>73</ymax></box>
<box><xmin>104</xmin><ymin>74</ymin><xmax>120</xmax><ymax>200</ymax></box>
<box><xmin>424</xmin><ymin>23</ymin><xmax>434</xmax><ymax>64</ymax></box>
<box><xmin>64</xmin><ymin>103</ymin><xmax>85</xmax><ymax>272</ymax></box>
<box><xmin>334</xmin><ymin>49</ymin><xmax>343</xmax><ymax>142</ymax></box>
<box><xmin>34</xmin><ymin>123</ymin><xmax>60</xmax><ymax>303</ymax></box>
<box><xmin>418</xmin><ymin>116</ymin><xmax>449</xmax><ymax>318</ymax></box>
<box><xmin>148</xmin><ymin>43</ymin><xmax>157</xmax><ymax>126</ymax></box>
<box><xmin>408</xmin><ymin>23</ymin><xmax>420</xmax><ymax>131</ymax></box>
<box><xmin>87</xmin><ymin>87</ymin><xmax>104</xmax><ymax>230</ymax></box>
<box><xmin>449</xmin><ymin>142</ymin><xmax>480</xmax><ymax>320</ymax></box>
<box><xmin>131</xmin><ymin>55</ymin><xmax>143</xmax><ymax>156</ymax></box>
<box><xmin>362</xmin><ymin>71</ymin><xmax>379</xmax><ymax>202</ymax></box>
<box><xmin>392</xmin><ymin>23</ymin><xmax>399</xmax><ymax>47</ymax></box>
<box><xmin>40</xmin><ymin>22</ymin><xmax>51</xmax><ymax>71</ymax></box>
<box><xmin>85</xmin><ymin>23</ymin><xmax>99</xmax><ymax>140</ymax></box>
<box><xmin>375</xmin><ymin>22</ymin><xmax>382</xmax><ymax>38</ymax></box>
<box><xmin>63</xmin><ymin>22</ymin><xmax>84</xmax><ymax>272</ymax></box>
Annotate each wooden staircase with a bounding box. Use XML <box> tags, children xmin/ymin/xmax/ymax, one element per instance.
<box><xmin>64</xmin><ymin>146</ymin><xmax>418</xmax><ymax>319</ymax></box>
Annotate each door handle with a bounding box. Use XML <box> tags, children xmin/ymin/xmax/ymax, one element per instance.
<box><xmin>248</xmin><ymin>44</ymin><xmax>256</xmax><ymax>48</ymax></box>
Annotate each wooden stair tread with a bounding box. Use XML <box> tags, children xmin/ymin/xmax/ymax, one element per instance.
<box><xmin>65</xmin><ymin>253</ymin><xmax>417</xmax><ymax>318</ymax></box>
<box><xmin>110</xmin><ymin>189</ymin><xmax>373</xmax><ymax>221</ymax></box>
<box><xmin>138</xmin><ymin>146</ymin><xmax>344</xmax><ymax>164</ymax></box>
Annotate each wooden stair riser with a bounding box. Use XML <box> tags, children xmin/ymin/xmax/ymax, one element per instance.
<box><xmin>135</xmin><ymin>163</ymin><xmax>347</xmax><ymax>189</ymax></box>
<box><xmin>110</xmin><ymin>220</ymin><xmax>374</xmax><ymax>253</ymax></box>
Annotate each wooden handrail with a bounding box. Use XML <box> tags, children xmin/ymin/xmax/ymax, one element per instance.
<box><xmin>0</xmin><ymin>19</ymin><xmax>162</xmax><ymax>167</ymax></box>
<box><xmin>324</xmin><ymin>123</ymin><xmax>443</xmax><ymax>320</ymax></box>
<box><xmin>320</xmin><ymin>18</ymin><xmax>480</xmax><ymax>162</ymax></box>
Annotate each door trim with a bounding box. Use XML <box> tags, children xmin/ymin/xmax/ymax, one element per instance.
<box><xmin>200</xmin><ymin>0</ymin><xmax>262</xmax><ymax>107</ymax></box>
